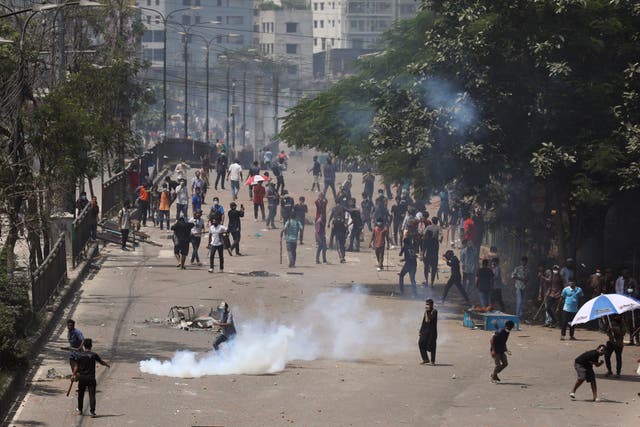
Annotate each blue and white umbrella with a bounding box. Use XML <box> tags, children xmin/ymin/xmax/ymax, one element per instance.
<box><xmin>571</xmin><ymin>294</ymin><xmax>640</xmax><ymax>326</ymax></box>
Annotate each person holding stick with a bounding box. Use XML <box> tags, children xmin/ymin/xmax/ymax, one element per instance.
<box><xmin>71</xmin><ymin>338</ymin><xmax>110</xmax><ymax>417</ymax></box>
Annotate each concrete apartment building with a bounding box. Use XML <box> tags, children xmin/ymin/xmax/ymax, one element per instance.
<box><xmin>311</xmin><ymin>0</ymin><xmax>418</xmax><ymax>52</ymax></box>
<box><xmin>255</xmin><ymin>6</ymin><xmax>314</xmax><ymax>82</ymax></box>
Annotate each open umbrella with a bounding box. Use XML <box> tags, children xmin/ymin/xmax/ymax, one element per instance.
<box><xmin>570</xmin><ymin>294</ymin><xmax>640</xmax><ymax>326</ymax></box>
<box><xmin>245</xmin><ymin>175</ymin><xmax>269</xmax><ymax>186</ymax></box>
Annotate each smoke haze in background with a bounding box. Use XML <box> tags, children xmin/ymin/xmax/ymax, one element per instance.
<box><xmin>139</xmin><ymin>287</ymin><xmax>416</xmax><ymax>377</ymax></box>
<box><xmin>420</xmin><ymin>77</ymin><xmax>478</xmax><ymax>135</ymax></box>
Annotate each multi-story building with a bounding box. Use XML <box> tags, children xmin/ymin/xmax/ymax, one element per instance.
<box><xmin>311</xmin><ymin>0</ymin><xmax>418</xmax><ymax>53</ymax></box>
<box><xmin>255</xmin><ymin>6</ymin><xmax>314</xmax><ymax>82</ymax></box>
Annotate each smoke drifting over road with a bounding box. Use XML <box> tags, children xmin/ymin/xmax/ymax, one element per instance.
<box><xmin>139</xmin><ymin>287</ymin><xmax>415</xmax><ymax>377</ymax></box>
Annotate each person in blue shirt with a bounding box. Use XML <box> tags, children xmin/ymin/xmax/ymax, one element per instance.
<box><xmin>208</xmin><ymin>197</ymin><xmax>225</xmax><ymax>224</ymax></box>
<box><xmin>191</xmin><ymin>187</ymin><xmax>203</xmax><ymax>213</ymax></box>
<box><xmin>66</xmin><ymin>319</ymin><xmax>84</xmax><ymax>373</ymax></box>
<box><xmin>560</xmin><ymin>281</ymin><xmax>583</xmax><ymax>340</ymax></box>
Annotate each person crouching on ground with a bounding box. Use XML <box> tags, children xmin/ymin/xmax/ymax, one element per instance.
<box><xmin>212</xmin><ymin>302</ymin><xmax>236</xmax><ymax>351</ymax></box>
<box><xmin>570</xmin><ymin>344</ymin><xmax>606</xmax><ymax>402</ymax></box>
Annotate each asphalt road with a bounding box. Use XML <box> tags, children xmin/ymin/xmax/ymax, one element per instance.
<box><xmin>6</xmin><ymin>152</ymin><xmax>640</xmax><ymax>427</ymax></box>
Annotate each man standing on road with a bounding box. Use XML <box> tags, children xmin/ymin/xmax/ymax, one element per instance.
<box><xmin>208</xmin><ymin>197</ymin><xmax>225</xmax><ymax>224</ymax></box>
<box><xmin>604</xmin><ymin>314</ymin><xmax>626</xmax><ymax>377</ymax></box>
<box><xmin>441</xmin><ymin>250</ymin><xmax>470</xmax><ymax>304</ymax></box>
<box><xmin>158</xmin><ymin>184</ymin><xmax>171</xmax><ymax>230</ymax></box>
<box><xmin>570</xmin><ymin>344</ymin><xmax>606</xmax><ymax>401</ymax></box>
<box><xmin>252</xmin><ymin>180</ymin><xmax>266</xmax><ymax>221</ymax></box>
<box><xmin>460</xmin><ymin>239</ymin><xmax>477</xmax><ymax>294</ymax></box>
<box><xmin>189</xmin><ymin>210</ymin><xmax>205</xmax><ymax>266</ymax></box>
<box><xmin>248</xmin><ymin>160</ymin><xmax>260</xmax><ymax>199</ymax></box>
<box><xmin>330</xmin><ymin>203</ymin><xmax>349</xmax><ymax>263</ymax></box>
<box><xmin>213</xmin><ymin>302</ymin><xmax>237</xmax><ymax>351</ymax></box>
<box><xmin>272</xmin><ymin>161</ymin><xmax>285</xmax><ymax>195</ymax></box>
<box><xmin>419</xmin><ymin>299</ymin><xmax>438</xmax><ymax>365</ymax></box>
<box><xmin>175</xmin><ymin>179</ymin><xmax>189</xmax><ymax>221</ymax></box>
<box><xmin>171</xmin><ymin>216</ymin><xmax>194</xmax><ymax>270</ymax></box>
<box><xmin>315</xmin><ymin>192</ymin><xmax>328</xmax><ymax>222</ymax></box>
<box><xmin>294</xmin><ymin>196</ymin><xmax>308</xmax><ymax>245</ymax></box>
<box><xmin>490</xmin><ymin>320</ymin><xmax>514</xmax><ymax>382</ymax></box>
<box><xmin>227</xmin><ymin>158</ymin><xmax>243</xmax><ymax>201</ymax></box>
<box><xmin>266</xmin><ymin>182</ymin><xmax>280</xmax><ymax>229</ymax></box>
<box><xmin>370</xmin><ymin>219</ymin><xmax>389</xmax><ymax>271</ymax></box>
<box><xmin>323</xmin><ymin>157</ymin><xmax>337</xmax><ymax>200</ymax></box>
<box><xmin>280</xmin><ymin>190</ymin><xmax>295</xmax><ymax>223</ymax></box>
<box><xmin>315</xmin><ymin>216</ymin><xmax>328</xmax><ymax>264</ymax></box>
<box><xmin>118</xmin><ymin>200</ymin><xmax>132</xmax><ymax>251</ymax></box>
<box><xmin>191</xmin><ymin>170</ymin><xmax>204</xmax><ymax>196</ymax></box>
<box><xmin>227</xmin><ymin>202</ymin><xmax>244</xmax><ymax>256</ymax></box>
<box><xmin>215</xmin><ymin>152</ymin><xmax>228</xmax><ymax>190</ymax></box>
<box><xmin>309</xmin><ymin>155</ymin><xmax>322</xmax><ymax>192</ymax></box>
<box><xmin>281</xmin><ymin>215</ymin><xmax>303</xmax><ymax>268</ymax></box>
<box><xmin>208</xmin><ymin>216</ymin><xmax>228</xmax><ymax>273</ymax></box>
<box><xmin>362</xmin><ymin>168</ymin><xmax>375</xmax><ymax>201</ymax></box>
<box><xmin>511</xmin><ymin>256</ymin><xmax>529</xmax><ymax>318</ymax></box>
<box><xmin>559</xmin><ymin>280</ymin><xmax>583</xmax><ymax>340</ymax></box>
<box><xmin>72</xmin><ymin>338</ymin><xmax>110</xmax><ymax>418</ymax></box>
<box><xmin>191</xmin><ymin>186</ymin><xmax>203</xmax><ymax>214</ymax></box>
<box><xmin>399</xmin><ymin>237</ymin><xmax>418</xmax><ymax>297</ymax></box>
<box><xmin>66</xmin><ymin>319</ymin><xmax>84</xmax><ymax>374</ymax></box>
<box><xmin>347</xmin><ymin>198</ymin><xmax>363</xmax><ymax>252</ymax></box>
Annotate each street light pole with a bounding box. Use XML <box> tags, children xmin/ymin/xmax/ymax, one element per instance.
<box><xmin>183</xmin><ymin>33</ymin><xmax>188</xmax><ymax>140</ymax></box>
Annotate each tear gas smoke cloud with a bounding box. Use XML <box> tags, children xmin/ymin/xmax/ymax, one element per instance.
<box><xmin>420</xmin><ymin>77</ymin><xmax>478</xmax><ymax>135</ymax></box>
<box><xmin>139</xmin><ymin>287</ymin><xmax>416</xmax><ymax>377</ymax></box>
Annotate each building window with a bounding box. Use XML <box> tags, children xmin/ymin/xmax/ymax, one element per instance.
<box><xmin>331</xmin><ymin>38</ymin><xmax>335</xmax><ymax>46</ymax></box>
<box><xmin>314</xmin><ymin>37</ymin><xmax>317</xmax><ymax>46</ymax></box>
<box><xmin>155</xmin><ymin>0</ymin><xmax>159</xmax><ymax>5</ymax></box>
<box><xmin>146</xmin><ymin>15</ymin><xmax>151</xmax><ymax>24</ymax></box>
<box><xmin>286</xmin><ymin>44</ymin><xmax>298</xmax><ymax>54</ymax></box>
<box><xmin>227</xmin><ymin>16</ymin><xmax>244</xmax><ymax>25</ymax></box>
<box><xmin>146</xmin><ymin>0</ymin><xmax>150</xmax><ymax>6</ymax></box>
<box><xmin>321</xmin><ymin>37</ymin><xmax>326</xmax><ymax>50</ymax></box>
<box><xmin>182</xmin><ymin>15</ymin><xmax>191</xmax><ymax>25</ymax></box>
<box><xmin>313</xmin><ymin>20</ymin><xmax>317</xmax><ymax>28</ymax></box>
<box><xmin>285</xmin><ymin>22</ymin><xmax>298</xmax><ymax>33</ymax></box>
<box><xmin>143</xmin><ymin>30</ymin><xmax>153</xmax><ymax>42</ymax></box>
<box><xmin>320</xmin><ymin>2</ymin><xmax>324</xmax><ymax>10</ymax></box>
<box><xmin>313</xmin><ymin>2</ymin><xmax>317</xmax><ymax>10</ymax></box>
<box><xmin>155</xmin><ymin>15</ymin><xmax>160</xmax><ymax>24</ymax></box>
<box><xmin>320</xmin><ymin>20</ymin><xmax>324</xmax><ymax>28</ymax></box>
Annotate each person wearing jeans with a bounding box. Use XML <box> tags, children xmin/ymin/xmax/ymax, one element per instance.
<box><xmin>189</xmin><ymin>210</ymin><xmax>205</xmax><ymax>265</ymax></box>
<box><xmin>315</xmin><ymin>217</ymin><xmax>327</xmax><ymax>263</ymax></box>
<box><xmin>175</xmin><ymin>179</ymin><xmax>189</xmax><ymax>220</ymax></box>
<box><xmin>559</xmin><ymin>281</ymin><xmax>583</xmax><ymax>340</ymax></box>
<box><xmin>253</xmin><ymin>181</ymin><xmax>266</xmax><ymax>221</ymax></box>
<box><xmin>511</xmin><ymin>256</ymin><xmax>529</xmax><ymax>318</ymax></box>
<box><xmin>208</xmin><ymin>217</ymin><xmax>227</xmax><ymax>273</ymax></box>
<box><xmin>227</xmin><ymin>159</ymin><xmax>243</xmax><ymax>201</ymax></box>
<box><xmin>281</xmin><ymin>217</ymin><xmax>302</xmax><ymax>268</ymax></box>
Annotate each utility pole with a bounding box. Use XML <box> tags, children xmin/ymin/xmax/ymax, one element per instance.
<box><xmin>231</xmin><ymin>79</ymin><xmax>236</xmax><ymax>155</ymax></box>
<box><xmin>254</xmin><ymin>70</ymin><xmax>264</xmax><ymax>162</ymax></box>
<box><xmin>242</xmin><ymin>65</ymin><xmax>246</xmax><ymax>147</ymax></box>
<box><xmin>225</xmin><ymin>63</ymin><xmax>230</xmax><ymax>148</ymax></box>
<box><xmin>204</xmin><ymin>45</ymin><xmax>210</xmax><ymax>143</ymax></box>
<box><xmin>273</xmin><ymin>66</ymin><xmax>279</xmax><ymax>136</ymax></box>
<box><xmin>183</xmin><ymin>34</ymin><xmax>189</xmax><ymax>140</ymax></box>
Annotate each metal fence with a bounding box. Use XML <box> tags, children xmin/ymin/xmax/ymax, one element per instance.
<box><xmin>101</xmin><ymin>170</ymin><xmax>127</xmax><ymax>219</ymax></box>
<box><xmin>71</xmin><ymin>204</ymin><xmax>93</xmax><ymax>268</ymax></box>
<box><xmin>31</xmin><ymin>233</ymin><xmax>67</xmax><ymax>311</ymax></box>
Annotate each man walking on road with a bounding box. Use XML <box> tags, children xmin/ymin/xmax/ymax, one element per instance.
<box><xmin>419</xmin><ymin>299</ymin><xmax>438</xmax><ymax>365</ymax></box>
<box><xmin>72</xmin><ymin>338</ymin><xmax>110</xmax><ymax>418</ymax></box>
<box><xmin>323</xmin><ymin>157</ymin><xmax>337</xmax><ymax>200</ymax></box>
<box><xmin>399</xmin><ymin>237</ymin><xmax>418</xmax><ymax>297</ymax></box>
<box><xmin>282</xmin><ymin>215</ymin><xmax>303</xmax><ymax>268</ymax></box>
<box><xmin>189</xmin><ymin>210</ymin><xmax>205</xmax><ymax>266</ymax></box>
<box><xmin>570</xmin><ymin>344</ymin><xmax>606</xmax><ymax>401</ymax></box>
<box><xmin>215</xmin><ymin>152</ymin><xmax>228</xmax><ymax>190</ymax></box>
<box><xmin>315</xmin><ymin>216</ymin><xmax>328</xmax><ymax>264</ymax></box>
<box><xmin>171</xmin><ymin>216</ymin><xmax>194</xmax><ymax>269</ymax></box>
<box><xmin>227</xmin><ymin>158</ymin><xmax>243</xmax><ymax>201</ymax></box>
<box><xmin>309</xmin><ymin>155</ymin><xmax>322</xmax><ymax>192</ymax></box>
<box><xmin>175</xmin><ymin>179</ymin><xmax>189</xmax><ymax>221</ymax></box>
<box><xmin>227</xmin><ymin>202</ymin><xmax>244</xmax><ymax>255</ymax></box>
<box><xmin>490</xmin><ymin>320</ymin><xmax>514</xmax><ymax>382</ymax></box>
<box><xmin>266</xmin><ymin>182</ymin><xmax>279</xmax><ymax>229</ymax></box>
<box><xmin>370</xmin><ymin>219</ymin><xmax>389</xmax><ymax>271</ymax></box>
<box><xmin>441</xmin><ymin>250</ymin><xmax>471</xmax><ymax>304</ymax></box>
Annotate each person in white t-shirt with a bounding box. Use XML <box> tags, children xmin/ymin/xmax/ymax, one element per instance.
<box><xmin>208</xmin><ymin>216</ymin><xmax>228</xmax><ymax>273</ymax></box>
<box><xmin>227</xmin><ymin>159</ymin><xmax>243</xmax><ymax>201</ymax></box>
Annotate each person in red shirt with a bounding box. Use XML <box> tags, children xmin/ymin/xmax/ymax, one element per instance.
<box><xmin>463</xmin><ymin>216</ymin><xmax>477</xmax><ymax>243</ymax></box>
<box><xmin>252</xmin><ymin>181</ymin><xmax>266</xmax><ymax>221</ymax></box>
<box><xmin>370</xmin><ymin>218</ymin><xmax>390</xmax><ymax>271</ymax></box>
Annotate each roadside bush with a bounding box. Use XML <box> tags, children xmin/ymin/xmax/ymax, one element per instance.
<box><xmin>0</xmin><ymin>274</ymin><xmax>32</xmax><ymax>369</ymax></box>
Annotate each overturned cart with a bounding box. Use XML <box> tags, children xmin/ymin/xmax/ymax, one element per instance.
<box><xmin>167</xmin><ymin>305</ymin><xmax>222</xmax><ymax>330</ymax></box>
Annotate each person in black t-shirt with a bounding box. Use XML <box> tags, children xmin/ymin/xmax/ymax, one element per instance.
<box><xmin>441</xmin><ymin>250</ymin><xmax>470</xmax><ymax>304</ymax></box>
<box><xmin>227</xmin><ymin>202</ymin><xmax>245</xmax><ymax>255</ymax></box>
<box><xmin>476</xmin><ymin>259</ymin><xmax>494</xmax><ymax>308</ymax></box>
<box><xmin>570</xmin><ymin>344</ymin><xmax>606</xmax><ymax>402</ymax></box>
<box><xmin>293</xmin><ymin>197</ymin><xmax>308</xmax><ymax>244</ymax></box>
<box><xmin>72</xmin><ymin>339</ymin><xmax>110</xmax><ymax>417</ymax></box>
<box><xmin>490</xmin><ymin>320</ymin><xmax>514</xmax><ymax>382</ymax></box>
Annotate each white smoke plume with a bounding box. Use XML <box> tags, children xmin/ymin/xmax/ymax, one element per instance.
<box><xmin>139</xmin><ymin>287</ymin><xmax>416</xmax><ymax>377</ymax></box>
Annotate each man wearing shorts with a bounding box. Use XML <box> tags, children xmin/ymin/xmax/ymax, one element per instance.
<box><xmin>570</xmin><ymin>344</ymin><xmax>606</xmax><ymax>402</ymax></box>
